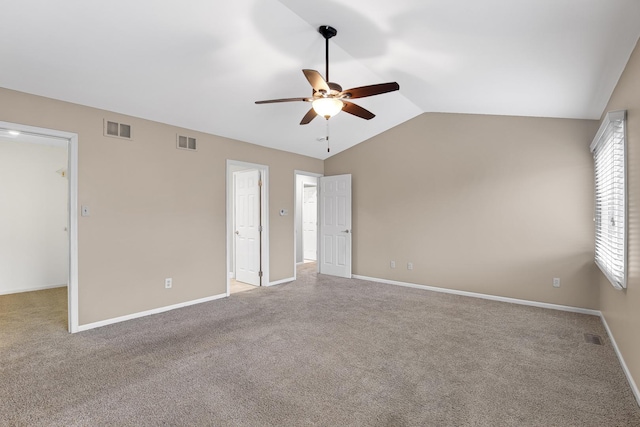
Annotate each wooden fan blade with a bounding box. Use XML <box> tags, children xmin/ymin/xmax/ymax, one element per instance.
<box><xmin>340</xmin><ymin>82</ymin><xmax>399</xmax><ymax>99</ymax></box>
<box><xmin>302</xmin><ymin>69</ymin><xmax>330</xmax><ymax>93</ymax></box>
<box><xmin>300</xmin><ymin>108</ymin><xmax>318</xmax><ymax>125</ymax></box>
<box><xmin>342</xmin><ymin>101</ymin><xmax>375</xmax><ymax>120</ymax></box>
<box><xmin>255</xmin><ymin>97</ymin><xmax>310</xmax><ymax>104</ymax></box>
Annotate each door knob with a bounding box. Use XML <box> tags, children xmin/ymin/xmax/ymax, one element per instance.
<box><xmin>235</xmin><ymin>230</ymin><xmax>240</xmax><ymax>235</ymax></box>
<box><xmin>343</xmin><ymin>229</ymin><xmax>350</xmax><ymax>233</ymax></box>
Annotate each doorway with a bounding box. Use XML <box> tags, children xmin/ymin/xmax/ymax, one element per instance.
<box><xmin>227</xmin><ymin>160</ymin><xmax>269</xmax><ymax>295</ymax></box>
<box><xmin>0</xmin><ymin>121</ymin><xmax>79</xmax><ymax>332</ymax></box>
<box><xmin>295</xmin><ymin>171</ymin><xmax>321</xmax><ymax>278</ymax></box>
<box><xmin>302</xmin><ymin>184</ymin><xmax>318</xmax><ymax>262</ymax></box>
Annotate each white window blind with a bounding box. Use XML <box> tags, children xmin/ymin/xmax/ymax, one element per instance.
<box><xmin>590</xmin><ymin>110</ymin><xmax>626</xmax><ymax>289</ymax></box>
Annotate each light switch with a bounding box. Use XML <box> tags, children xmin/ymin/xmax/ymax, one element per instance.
<box><xmin>81</xmin><ymin>205</ymin><xmax>90</xmax><ymax>217</ymax></box>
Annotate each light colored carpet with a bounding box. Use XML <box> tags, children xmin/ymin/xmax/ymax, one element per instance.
<box><xmin>1</xmin><ymin>264</ymin><xmax>639</xmax><ymax>426</ymax></box>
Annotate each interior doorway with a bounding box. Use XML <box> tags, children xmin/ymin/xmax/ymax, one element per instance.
<box><xmin>227</xmin><ymin>160</ymin><xmax>269</xmax><ymax>295</ymax></box>
<box><xmin>295</xmin><ymin>171</ymin><xmax>322</xmax><ymax>278</ymax></box>
<box><xmin>302</xmin><ymin>184</ymin><xmax>318</xmax><ymax>261</ymax></box>
<box><xmin>0</xmin><ymin>121</ymin><xmax>79</xmax><ymax>332</ymax></box>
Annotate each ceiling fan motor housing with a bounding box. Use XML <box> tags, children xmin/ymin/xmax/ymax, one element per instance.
<box><xmin>327</xmin><ymin>82</ymin><xmax>343</xmax><ymax>95</ymax></box>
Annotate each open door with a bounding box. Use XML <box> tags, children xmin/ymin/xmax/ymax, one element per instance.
<box><xmin>319</xmin><ymin>174</ymin><xmax>352</xmax><ymax>278</ymax></box>
<box><xmin>234</xmin><ymin>169</ymin><xmax>261</xmax><ymax>286</ymax></box>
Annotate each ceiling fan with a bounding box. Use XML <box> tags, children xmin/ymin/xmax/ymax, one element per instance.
<box><xmin>255</xmin><ymin>25</ymin><xmax>400</xmax><ymax>125</ymax></box>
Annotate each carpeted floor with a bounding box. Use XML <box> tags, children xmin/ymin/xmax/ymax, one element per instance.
<box><xmin>1</xmin><ymin>263</ymin><xmax>639</xmax><ymax>426</ymax></box>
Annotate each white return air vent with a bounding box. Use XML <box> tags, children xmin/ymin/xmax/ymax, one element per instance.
<box><xmin>177</xmin><ymin>134</ymin><xmax>197</xmax><ymax>151</ymax></box>
<box><xmin>104</xmin><ymin>119</ymin><xmax>133</xmax><ymax>140</ymax></box>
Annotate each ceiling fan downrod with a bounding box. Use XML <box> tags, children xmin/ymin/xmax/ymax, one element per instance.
<box><xmin>318</xmin><ymin>25</ymin><xmax>337</xmax><ymax>83</ymax></box>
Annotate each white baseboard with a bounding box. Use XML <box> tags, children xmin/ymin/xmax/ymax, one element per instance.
<box><xmin>77</xmin><ymin>293</ymin><xmax>227</xmax><ymax>332</ymax></box>
<box><xmin>353</xmin><ymin>275</ymin><xmax>600</xmax><ymax>316</ymax></box>
<box><xmin>0</xmin><ymin>283</ymin><xmax>67</xmax><ymax>296</ymax></box>
<box><xmin>268</xmin><ymin>277</ymin><xmax>295</xmax><ymax>287</ymax></box>
<box><xmin>600</xmin><ymin>314</ymin><xmax>640</xmax><ymax>407</ymax></box>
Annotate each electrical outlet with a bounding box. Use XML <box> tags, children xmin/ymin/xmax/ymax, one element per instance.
<box><xmin>165</xmin><ymin>278</ymin><xmax>172</xmax><ymax>289</ymax></box>
<box><xmin>390</xmin><ymin>261</ymin><xmax>396</xmax><ymax>269</ymax></box>
<box><xmin>553</xmin><ymin>278</ymin><xmax>560</xmax><ymax>288</ymax></box>
<box><xmin>407</xmin><ymin>262</ymin><xmax>413</xmax><ymax>270</ymax></box>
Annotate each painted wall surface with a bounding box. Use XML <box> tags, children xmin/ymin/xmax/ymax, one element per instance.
<box><xmin>598</xmin><ymin>39</ymin><xmax>640</xmax><ymax>396</ymax></box>
<box><xmin>0</xmin><ymin>139</ymin><xmax>68</xmax><ymax>294</ymax></box>
<box><xmin>0</xmin><ymin>88</ymin><xmax>323</xmax><ymax>325</ymax></box>
<box><xmin>325</xmin><ymin>112</ymin><xmax>600</xmax><ymax>309</ymax></box>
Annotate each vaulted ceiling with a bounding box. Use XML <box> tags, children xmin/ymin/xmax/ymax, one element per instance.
<box><xmin>1</xmin><ymin>0</ymin><xmax>639</xmax><ymax>159</ymax></box>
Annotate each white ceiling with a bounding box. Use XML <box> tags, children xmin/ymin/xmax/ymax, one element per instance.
<box><xmin>1</xmin><ymin>0</ymin><xmax>639</xmax><ymax>160</ymax></box>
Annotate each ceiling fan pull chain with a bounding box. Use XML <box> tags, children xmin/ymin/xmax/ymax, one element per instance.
<box><xmin>326</xmin><ymin>120</ymin><xmax>330</xmax><ymax>152</ymax></box>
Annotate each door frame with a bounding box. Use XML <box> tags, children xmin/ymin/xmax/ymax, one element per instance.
<box><xmin>294</xmin><ymin>170</ymin><xmax>322</xmax><ymax>280</ymax></box>
<box><xmin>0</xmin><ymin>121</ymin><xmax>79</xmax><ymax>333</ymax></box>
<box><xmin>226</xmin><ymin>160</ymin><xmax>269</xmax><ymax>295</ymax></box>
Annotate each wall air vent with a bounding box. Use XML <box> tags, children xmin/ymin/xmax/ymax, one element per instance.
<box><xmin>177</xmin><ymin>134</ymin><xmax>197</xmax><ymax>151</ymax></box>
<box><xmin>104</xmin><ymin>119</ymin><xmax>133</xmax><ymax>140</ymax></box>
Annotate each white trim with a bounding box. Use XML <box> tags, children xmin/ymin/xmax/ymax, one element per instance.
<box><xmin>0</xmin><ymin>121</ymin><xmax>79</xmax><ymax>333</ymax></box>
<box><xmin>68</xmin><ymin>133</ymin><xmax>79</xmax><ymax>333</ymax></box>
<box><xmin>268</xmin><ymin>277</ymin><xmax>295</xmax><ymax>287</ymax></box>
<box><xmin>352</xmin><ymin>275</ymin><xmax>600</xmax><ymax>316</ymax></box>
<box><xmin>294</xmin><ymin>170</ymin><xmax>323</xmax><ymax>177</ymax></box>
<box><xmin>0</xmin><ymin>284</ymin><xmax>67</xmax><ymax>296</ymax></box>
<box><xmin>600</xmin><ymin>314</ymin><xmax>640</xmax><ymax>407</ymax></box>
<box><xmin>77</xmin><ymin>293</ymin><xmax>227</xmax><ymax>332</ymax></box>
<box><xmin>226</xmin><ymin>160</ymin><xmax>269</xmax><ymax>295</ymax></box>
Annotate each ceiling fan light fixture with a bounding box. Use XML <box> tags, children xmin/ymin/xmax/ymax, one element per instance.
<box><xmin>312</xmin><ymin>97</ymin><xmax>343</xmax><ymax>119</ymax></box>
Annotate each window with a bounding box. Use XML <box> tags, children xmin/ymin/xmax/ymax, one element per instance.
<box><xmin>590</xmin><ymin>110</ymin><xmax>627</xmax><ymax>289</ymax></box>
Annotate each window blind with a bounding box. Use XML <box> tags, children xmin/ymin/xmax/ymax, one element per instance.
<box><xmin>590</xmin><ymin>110</ymin><xmax>626</xmax><ymax>289</ymax></box>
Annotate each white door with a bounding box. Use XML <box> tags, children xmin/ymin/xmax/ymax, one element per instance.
<box><xmin>235</xmin><ymin>170</ymin><xmax>261</xmax><ymax>286</ymax></box>
<box><xmin>319</xmin><ymin>174</ymin><xmax>352</xmax><ymax>278</ymax></box>
<box><xmin>302</xmin><ymin>185</ymin><xmax>317</xmax><ymax>261</ymax></box>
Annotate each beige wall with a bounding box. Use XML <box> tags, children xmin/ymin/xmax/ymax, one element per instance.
<box><xmin>325</xmin><ymin>113</ymin><xmax>599</xmax><ymax>309</ymax></box>
<box><xmin>598</xmin><ymin>39</ymin><xmax>640</xmax><ymax>395</ymax></box>
<box><xmin>0</xmin><ymin>88</ymin><xmax>323</xmax><ymax>325</ymax></box>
